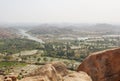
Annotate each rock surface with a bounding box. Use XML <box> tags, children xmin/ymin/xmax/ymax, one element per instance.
<box><xmin>19</xmin><ymin>62</ymin><xmax>92</xmax><ymax>81</ymax></box>
<box><xmin>50</xmin><ymin>62</ymin><xmax>68</xmax><ymax>76</ymax></box>
<box><xmin>77</xmin><ymin>48</ymin><xmax>120</xmax><ymax>81</ymax></box>
<box><xmin>0</xmin><ymin>76</ymin><xmax>3</xmax><ymax>81</ymax></box>
<box><xmin>19</xmin><ymin>62</ymin><xmax>68</xmax><ymax>81</ymax></box>
<box><xmin>63</xmin><ymin>71</ymin><xmax>92</xmax><ymax>81</ymax></box>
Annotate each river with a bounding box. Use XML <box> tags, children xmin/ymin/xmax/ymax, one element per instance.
<box><xmin>18</xmin><ymin>29</ymin><xmax>44</xmax><ymax>43</ymax></box>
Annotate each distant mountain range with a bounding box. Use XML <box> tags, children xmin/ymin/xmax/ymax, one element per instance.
<box><xmin>0</xmin><ymin>23</ymin><xmax>120</xmax><ymax>37</ymax></box>
<box><xmin>27</xmin><ymin>23</ymin><xmax>120</xmax><ymax>35</ymax></box>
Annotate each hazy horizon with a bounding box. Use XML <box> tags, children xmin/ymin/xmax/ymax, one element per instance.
<box><xmin>0</xmin><ymin>0</ymin><xmax>120</xmax><ymax>24</ymax></box>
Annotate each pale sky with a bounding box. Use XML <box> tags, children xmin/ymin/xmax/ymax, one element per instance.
<box><xmin>0</xmin><ymin>0</ymin><xmax>120</xmax><ymax>23</ymax></box>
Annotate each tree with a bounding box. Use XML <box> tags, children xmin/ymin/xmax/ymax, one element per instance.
<box><xmin>3</xmin><ymin>55</ymin><xmax>13</xmax><ymax>61</ymax></box>
<box><xmin>43</xmin><ymin>57</ymin><xmax>48</xmax><ymax>62</ymax></box>
<box><xmin>67</xmin><ymin>50</ymin><xmax>75</xmax><ymax>59</ymax></box>
<box><xmin>37</xmin><ymin>58</ymin><xmax>41</xmax><ymax>62</ymax></box>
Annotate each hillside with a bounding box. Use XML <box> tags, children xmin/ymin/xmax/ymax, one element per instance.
<box><xmin>0</xmin><ymin>27</ymin><xmax>18</xmax><ymax>39</ymax></box>
<box><xmin>28</xmin><ymin>26</ymin><xmax>73</xmax><ymax>35</ymax></box>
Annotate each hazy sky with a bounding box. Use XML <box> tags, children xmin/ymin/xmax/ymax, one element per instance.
<box><xmin>0</xmin><ymin>0</ymin><xmax>120</xmax><ymax>23</ymax></box>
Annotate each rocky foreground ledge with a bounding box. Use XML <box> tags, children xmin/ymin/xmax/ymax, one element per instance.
<box><xmin>1</xmin><ymin>62</ymin><xmax>92</xmax><ymax>81</ymax></box>
<box><xmin>1</xmin><ymin>48</ymin><xmax>120</xmax><ymax>81</ymax></box>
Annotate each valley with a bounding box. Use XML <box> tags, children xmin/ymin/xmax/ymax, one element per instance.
<box><xmin>0</xmin><ymin>23</ymin><xmax>120</xmax><ymax>81</ymax></box>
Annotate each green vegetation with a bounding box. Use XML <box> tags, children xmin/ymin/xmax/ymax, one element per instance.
<box><xmin>0</xmin><ymin>61</ymin><xmax>27</xmax><ymax>74</ymax></box>
<box><xmin>0</xmin><ymin>37</ymin><xmax>118</xmax><ymax>63</ymax></box>
<box><xmin>0</xmin><ymin>61</ymin><xmax>26</xmax><ymax>68</ymax></box>
<box><xmin>43</xmin><ymin>42</ymin><xmax>80</xmax><ymax>61</ymax></box>
<box><xmin>43</xmin><ymin>37</ymin><xmax>119</xmax><ymax>62</ymax></box>
<box><xmin>0</xmin><ymin>38</ymin><xmax>42</xmax><ymax>54</ymax></box>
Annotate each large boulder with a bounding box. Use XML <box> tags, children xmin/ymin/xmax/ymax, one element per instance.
<box><xmin>77</xmin><ymin>48</ymin><xmax>120</xmax><ymax>81</ymax></box>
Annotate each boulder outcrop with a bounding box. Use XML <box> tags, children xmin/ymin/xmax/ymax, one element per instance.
<box><xmin>20</xmin><ymin>62</ymin><xmax>92</xmax><ymax>81</ymax></box>
<box><xmin>77</xmin><ymin>48</ymin><xmax>120</xmax><ymax>81</ymax></box>
<box><xmin>20</xmin><ymin>62</ymin><xmax>68</xmax><ymax>81</ymax></box>
<box><xmin>27</xmin><ymin>64</ymin><xmax>62</xmax><ymax>81</ymax></box>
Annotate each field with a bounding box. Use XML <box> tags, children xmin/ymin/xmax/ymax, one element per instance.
<box><xmin>0</xmin><ymin>61</ymin><xmax>26</xmax><ymax>68</ymax></box>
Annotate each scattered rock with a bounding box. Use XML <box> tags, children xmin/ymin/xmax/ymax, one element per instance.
<box><xmin>4</xmin><ymin>77</ymin><xmax>12</xmax><ymax>81</ymax></box>
<box><xmin>2</xmin><ymin>73</ymin><xmax>18</xmax><ymax>81</ymax></box>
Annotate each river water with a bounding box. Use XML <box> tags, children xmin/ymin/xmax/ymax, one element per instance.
<box><xmin>18</xmin><ymin>29</ymin><xmax>44</xmax><ymax>43</ymax></box>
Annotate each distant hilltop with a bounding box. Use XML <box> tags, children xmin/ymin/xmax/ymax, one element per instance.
<box><xmin>27</xmin><ymin>23</ymin><xmax>120</xmax><ymax>35</ymax></box>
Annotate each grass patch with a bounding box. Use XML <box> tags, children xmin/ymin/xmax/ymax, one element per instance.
<box><xmin>0</xmin><ymin>61</ymin><xmax>27</xmax><ymax>68</ymax></box>
<box><xmin>0</xmin><ymin>42</ymin><xmax>4</xmax><ymax>45</ymax></box>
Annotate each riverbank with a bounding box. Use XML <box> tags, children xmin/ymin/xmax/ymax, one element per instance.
<box><xmin>18</xmin><ymin>29</ymin><xmax>44</xmax><ymax>43</ymax></box>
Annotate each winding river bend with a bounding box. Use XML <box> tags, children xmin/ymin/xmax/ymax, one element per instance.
<box><xmin>19</xmin><ymin>29</ymin><xmax>44</xmax><ymax>43</ymax></box>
